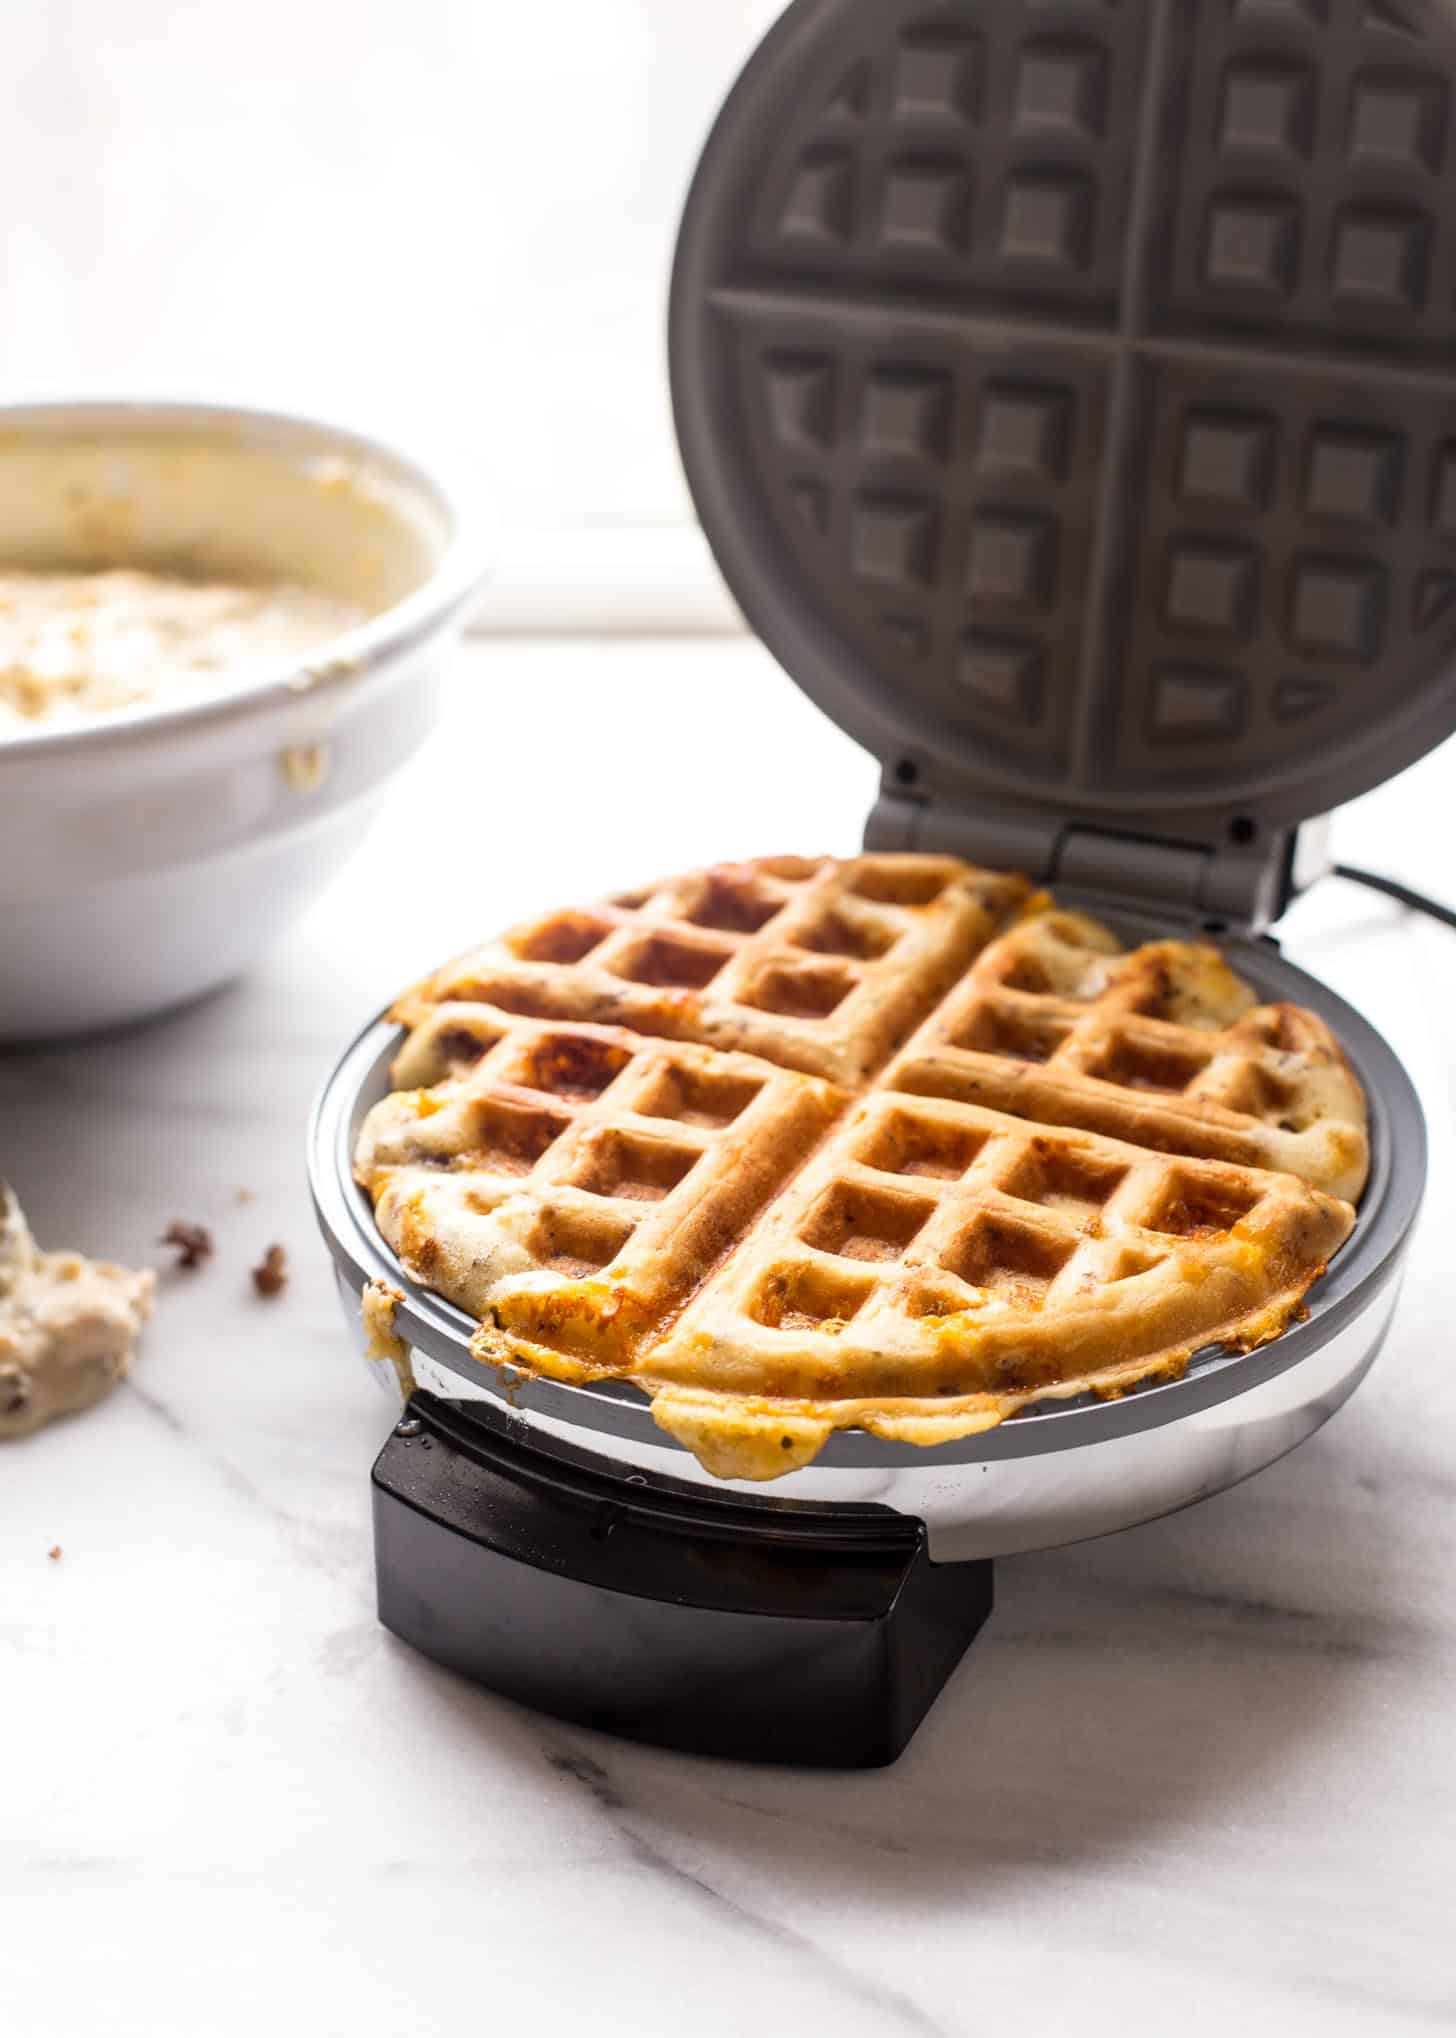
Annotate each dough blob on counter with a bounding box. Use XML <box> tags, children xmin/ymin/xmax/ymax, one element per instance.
<box><xmin>0</xmin><ymin>567</ymin><xmax>365</xmax><ymax>730</ymax></box>
<box><xmin>0</xmin><ymin>1185</ymin><xmax>155</xmax><ymax>1439</ymax></box>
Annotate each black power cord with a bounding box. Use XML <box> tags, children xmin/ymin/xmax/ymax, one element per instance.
<box><xmin>1332</xmin><ymin>862</ymin><xmax>1456</xmax><ymax>934</ymax></box>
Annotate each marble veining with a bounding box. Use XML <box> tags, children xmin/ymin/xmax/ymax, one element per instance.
<box><xmin>3</xmin><ymin>641</ymin><xmax>1455</xmax><ymax>2038</ymax></box>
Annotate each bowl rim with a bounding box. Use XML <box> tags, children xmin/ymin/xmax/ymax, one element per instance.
<box><xmin>0</xmin><ymin>397</ymin><xmax>492</xmax><ymax>760</ymax></box>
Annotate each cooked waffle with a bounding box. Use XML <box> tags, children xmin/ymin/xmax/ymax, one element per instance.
<box><xmin>392</xmin><ymin>854</ymin><xmax>1031</xmax><ymax>1086</ymax></box>
<box><xmin>358</xmin><ymin>1021</ymin><xmax>843</xmax><ymax>1348</ymax></box>
<box><xmin>887</xmin><ymin>910</ymin><xmax>1368</xmax><ymax>1203</ymax></box>
<box><xmin>355</xmin><ymin>855</ymin><xmax>1366</xmax><ymax>1481</ymax></box>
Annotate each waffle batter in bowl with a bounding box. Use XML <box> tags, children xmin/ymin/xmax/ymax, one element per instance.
<box><xmin>352</xmin><ymin>853</ymin><xmax>1368</xmax><ymax>1481</ymax></box>
<box><xmin>0</xmin><ymin>567</ymin><xmax>365</xmax><ymax>732</ymax></box>
<box><xmin>0</xmin><ymin>401</ymin><xmax>485</xmax><ymax>1040</ymax></box>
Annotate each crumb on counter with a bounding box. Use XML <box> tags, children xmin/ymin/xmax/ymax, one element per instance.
<box><xmin>252</xmin><ymin>1244</ymin><xmax>288</xmax><ymax>1298</ymax></box>
<box><xmin>160</xmin><ymin>1220</ymin><xmax>213</xmax><ymax>1271</ymax></box>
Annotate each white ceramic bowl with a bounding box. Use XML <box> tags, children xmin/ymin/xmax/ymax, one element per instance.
<box><xmin>0</xmin><ymin>401</ymin><xmax>485</xmax><ymax>1041</ymax></box>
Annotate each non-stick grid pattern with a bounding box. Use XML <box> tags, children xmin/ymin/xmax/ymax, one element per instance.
<box><xmin>672</xmin><ymin>0</ymin><xmax>1456</xmax><ymax>821</ymax></box>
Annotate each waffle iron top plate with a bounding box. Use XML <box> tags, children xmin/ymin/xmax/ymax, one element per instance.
<box><xmin>670</xmin><ymin>0</ymin><xmax>1456</xmax><ymax>844</ymax></box>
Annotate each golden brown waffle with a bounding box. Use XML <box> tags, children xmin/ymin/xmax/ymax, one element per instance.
<box><xmin>888</xmin><ymin>910</ymin><xmax>1369</xmax><ymax>1203</ymax></box>
<box><xmin>358</xmin><ymin>1019</ymin><xmax>843</xmax><ymax>1347</ymax></box>
<box><xmin>392</xmin><ymin>854</ymin><xmax>1031</xmax><ymax>1086</ymax></box>
<box><xmin>355</xmin><ymin>855</ymin><xmax>1366</xmax><ymax>1481</ymax></box>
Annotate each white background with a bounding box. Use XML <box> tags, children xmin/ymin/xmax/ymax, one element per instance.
<box><xmin>0</xmin><ymin>0</ymin><xmax>783</xmax><ymax>617</ymax></box>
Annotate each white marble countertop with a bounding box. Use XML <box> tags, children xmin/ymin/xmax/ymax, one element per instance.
<box><xmin>5</xmin><ymin>638</ymin><xmax>1455</xmax><ymax>2038</ymax></box>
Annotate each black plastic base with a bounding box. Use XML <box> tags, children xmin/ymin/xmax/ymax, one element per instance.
<box><xmin>372</xmin><ymin>1392</ymin><xmax>994</xmax><ymax>1768</ymax></box>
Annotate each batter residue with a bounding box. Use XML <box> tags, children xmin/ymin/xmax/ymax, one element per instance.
<box><xmin>0</xmin><ymin>1184</ymin><xmax>155</xmax><ymax>1439</ymax></box>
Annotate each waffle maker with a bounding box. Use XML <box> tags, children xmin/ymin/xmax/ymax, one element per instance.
<box><xmin>311</xmin><ymin>0</ymin><xmax>1454</xmax><ymax>1767</ymax></box>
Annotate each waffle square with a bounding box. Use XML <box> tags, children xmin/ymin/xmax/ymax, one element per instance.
<box><xmin>887</xmin><ymin>909</ymin><xmax>1369</xmax><ymax>1201</ymax></box>
<box><xmin>392</xmin><ymin>854</ymin><xmax>1030</xmax><ymax>1086</ymax></box>
<box><xmin>356</xmin><ymin>856</ymin><xmax>1366</xmax><ymax>1480</ymax></box>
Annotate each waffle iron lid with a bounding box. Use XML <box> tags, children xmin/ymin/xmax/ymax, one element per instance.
<box><xmin>669</xmin><ymin>0</ymin><xmax>1456</xmax><ymax>836</ymax></box>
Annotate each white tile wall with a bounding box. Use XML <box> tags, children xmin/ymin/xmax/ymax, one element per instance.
<box><xmin>0</xmin><ymin>1</ymin><xmax>784</xmax><ymax>613</ymax></box>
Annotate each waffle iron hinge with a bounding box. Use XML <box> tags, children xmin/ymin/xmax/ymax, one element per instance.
<box><xmin>866</xmin><ymin>785</ymin><xmax>1303</xmax><ymax>935</ymax></box>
